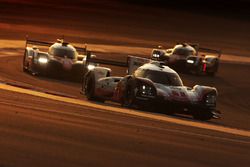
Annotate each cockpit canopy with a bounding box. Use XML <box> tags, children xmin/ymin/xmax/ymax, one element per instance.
<box><xmin>48</xmin><ymin>43</ymin><xmax>78</xmax><ymax>59</ymax></box>
<box><xmin>134</xmin><ymin>68</ymin><xmax>183</xmax><ymax>86</ymax></box>
<box><xmin>172</xmin><ymin>44</ymin><xmax>196</xmax><ymax>57</ymax></box>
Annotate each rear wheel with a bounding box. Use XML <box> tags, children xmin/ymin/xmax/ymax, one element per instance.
<box><xmin>195</xmin><ymin>61</ymin><xmax>203</xmax><ymax>76</ymax></box>
<box><xmin>84</xmin><ymin>72</ymin><xmax>95</xmax><ymax>100</ymax></box>
<box><xmin>206</xmin><ymin>62</ymin><xmax>218</xmax><ymax>77</ymax></box>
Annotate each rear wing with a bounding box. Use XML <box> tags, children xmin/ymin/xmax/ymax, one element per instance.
<box><xmin>198</xmin><ymin>47</ymin><xmax>222</xmax><ymax>58</ymax></box>
<box><xmin>86</xmin><ymin>54</ymin><xmax>150</xmax><ymax>75</ymax></box>
<box><xmin>25</xmin><ymin>38</ymin><xmax>87</xmax><ymax>54</ymax></box>
<box><xmin>175</xmin><ymin>43</ymin><xmax>222</xmax><ymax>58</ymax></box>
<box><xmin>186</xmin><ymin>43</ymin><xmax>222</xmax><ymax>58</ymax></box>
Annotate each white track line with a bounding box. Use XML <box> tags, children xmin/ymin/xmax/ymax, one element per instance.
<box><xmin>0</xmin><ymin>83</ymin><xmax>250</xmax><ymax>138</ymax></box>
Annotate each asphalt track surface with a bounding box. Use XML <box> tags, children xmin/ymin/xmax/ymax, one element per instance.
<box><xmin>0</xmin><ymin>1</ymin><xmax>250</xmax><ymax>167</ymax></box>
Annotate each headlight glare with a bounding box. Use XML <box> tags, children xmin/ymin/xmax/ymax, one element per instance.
<box><xmin>152</xmin><ymin>54</ymin><xmax>160</xmax><ymax>58</ymax></box>
<box><xmin>87</xmin><ymin>64</ymin><xmax>95</xmax><ymax>70</ymax></box>
<box><xmin>38</xmin><ymin>57</ymin><xmax>48</xmax><ymax>64</ymax></box>
<box><xmin>140</xmin><ymin>84</ymin><xmax>154</xmax><ymax>97</ymax></box>
<box><xmin>187</xmin><ymin>59</ymin><xmax>194</xmax><ymax>64</ymax></box>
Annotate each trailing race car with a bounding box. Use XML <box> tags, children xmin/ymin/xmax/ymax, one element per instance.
<box><xmin>151</xmin><ymin>43</ymin><xmax>221</xmax><ymax>76</ymax></box>
<box><xmin>23</xmin><ymin>38</ymin><xmax>97</xmax><ymax>81</ymax></box>
<box><xmin>82</xmin><ymin>56</ymin><xmax>220</xmax><ymax>121</ymax></box>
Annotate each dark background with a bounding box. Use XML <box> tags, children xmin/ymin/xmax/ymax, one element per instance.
<box><xmin>125</xmin><ymin>0</ymin><xmax>250</xmax><ymax>19</ymax></box>
<box><xmin>1</xmin><ymin>0</ymin><xmax>250</xmax><ymax>20</ymax></box>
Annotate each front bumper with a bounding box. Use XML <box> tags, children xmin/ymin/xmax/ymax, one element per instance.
<box><xmin>134</xmin><ymin>95</ymin><xmax>216</xmax><ymax>114</ymax></box>
<box><xmin>33</xmin><ymin>61</ymin><xmax>82</xmax><ymax>77</ymax></box>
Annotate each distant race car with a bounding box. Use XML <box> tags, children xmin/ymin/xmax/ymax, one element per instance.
<box><xmin>82</xmin><ymin>56</ymin><xmax>220</xmax><ymax>120</ymax></box>
<box><xmin>23</xmin><ymin>38</ymin><xmax>97</xmax><ymax>81</ymax></box>
<box><xmin>151</xmin><ymin>43</ymin><xmax>221</xmax><ymax>76</ymax></box>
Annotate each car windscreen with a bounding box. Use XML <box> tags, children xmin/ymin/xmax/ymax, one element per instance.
<box><xmin>135</xmin><ymin>69</ymin><xmax>183</xmax><ymax>86</ymax></box>
<box><xmin>53</xmin><ymin>48</ymin><xmax>77</xmax><ymax>59</ymax></box>
<box><xmin>173</xmin><ymin>48</ymin><xmax>195</xmax><ymax>57</ymax></box>
<box><xmin>38</xmin><ymin>53</ymin><xmax>48</xmax><ymax>57</ymax></box>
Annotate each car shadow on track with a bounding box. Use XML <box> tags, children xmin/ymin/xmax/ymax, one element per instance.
<box><xmin>89</xmin><ymin>99</ymin><xmax>223</xmax><ymax>126</ymax></box>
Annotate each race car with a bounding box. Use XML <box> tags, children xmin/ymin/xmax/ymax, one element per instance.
<box><xmin>82</xmin><ymin>56</ymin><xmax>220</xmax><ymax>121</ymax></box>
<box><xmin>23</xmin><ymin>38</ymin><xmax>97</xmax><ymax>81</ymax></box>
<box><xmin>151</xmin><ymin>43</ymin><xmax>221</xmax><ymax>76</ymax></box>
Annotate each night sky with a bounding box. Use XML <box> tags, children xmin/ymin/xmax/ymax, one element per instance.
<box><xmin>0</xmin><ymin>0</ymin><xmax>250</xmax><ymax>20</ymax></box>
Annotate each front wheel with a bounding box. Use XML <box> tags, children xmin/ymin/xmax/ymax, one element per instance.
<box><xmin>84</xmin><ymin>72</ymin><xmax>96</xmax><ymax>100</ymax></box>
<box><xmin>122</xmin><ymin>86</ymin><xmax>136</xmax><ymax>108</ymax></box>
<box><xmin>84</xmin><ymin>72</ymin><xmax>104</xmax><ymax>102</ymax></box>
<box><xmin>206</xmin><ymin>63</ymin><xmax>218</xmax><ymax>77</ymax></box>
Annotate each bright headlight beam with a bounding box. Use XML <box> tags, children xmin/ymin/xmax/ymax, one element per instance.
<box><xmin>87</xmin><ymin>64</ymin><xmax>95</xmax><ymax>70</ymax></box>
<box><xmin>38</xmin><ymin>57</ymin><xmax>48</xmax><ymax>64</ymax></box>
<box><xmin>153</xmin><ymin>54</ymin><xmax>160</xmax><ymax>58</ymax></box>
<box><xmin>187</xmin><ymin>59</ymin><xmax>194</xmax><ymax>64</ymax></box>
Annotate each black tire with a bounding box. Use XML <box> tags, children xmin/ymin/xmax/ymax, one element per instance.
<box><xmin>22</xmin><ymin>50</ymin><xmax>28</xmax><ymax>72</ymax></box>
<box><xmin>84</xmin><ymin>72</ymin><xmax>104</xmax><ymax>102</ymax></box>
<box><xmin>122</xmin><ymin>85</ymin><xmax>136</xmax><ymax>108</ymax></box>
<box><xmin>84</xmin><ymin>72</ymin><xmax>96</xmax><ymax>100</ymax></box>
<box><xmin>196</xmin><ymin>61</ymin><xmax>203</xmax><ymax>76</ymax></box>
<box><xmin>207</xmin><ymin>62</ymin><xmax>218</xmax><ymax>77</ymax></box>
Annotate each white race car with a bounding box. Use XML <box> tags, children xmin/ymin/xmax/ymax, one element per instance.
<box><xmin>82</xmin><ymin>56</ymin><xmax>220</xmax><ymax>120</ymax></box>
<box><xmin>23</xmin><ymin>38</ymin><xmax>97</xmax><ymax>81</ymax></box>
<box><xmin>151</xmin><ymin>43</ymin><xmax>221</xmax><ymax>76</ymax></box>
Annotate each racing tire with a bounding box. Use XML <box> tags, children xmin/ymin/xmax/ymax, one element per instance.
<box><xmin>195</xmin><ymin>61</ymin><xmax>203</xmax><ymax>76</ymax></box>
<box><xmin>122</xmin><ymin>85</ymin><xmax>136</xmax><ymax>108</ymax></box>
<box><xmin>22</xmin><ymin>51</ymin><xmax>29</xmax><ymax>73</ymax></box>
<box><xmin>84</xmin><ymin>72</ymin><xmax>104</xmax><ymax>102</ymax></box>
<box><xmin>206</xmin><ymin>63</ymin><xmax>218</xmax><ymax>77</ymax></box>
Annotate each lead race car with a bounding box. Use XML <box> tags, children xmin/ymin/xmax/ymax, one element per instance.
<box><xmin>82</xmin><ymin>56</ymin><xmax>220</xmax><ymax>121</ymax></box>
<box><xmin>151</xmin><ymin>43</ymin><xmax>221</xmax><ymax>76</ymax></box>
<box><xmin>23</xmin><ymin>37</ymin><xmax>97</xmax><ymax>81</ymax></box>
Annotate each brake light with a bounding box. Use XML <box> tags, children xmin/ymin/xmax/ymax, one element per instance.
<box><xmin>203</xmin><ymin>63</ymin><xmax>207</xmax><ymax>72</ymax></box>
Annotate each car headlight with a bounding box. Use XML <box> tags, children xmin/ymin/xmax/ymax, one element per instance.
<box><xmin>140</xmin><ymin>84</ymin><xmax>155</xmax><ymax>97</ymax></box>
<box><xmin>152</xmin><ymin>54</ymin><xmax>160</xmax><ymax>58</ymax></box>
<box><xmin>87</xmin><ymin>64</ymin><xmax>95</xmax><ymax>70</ymax></box>
<box><xmin>205</xmin><ymin>94</ymin><xmax>216</xmax><ymax>106</ymax></box>
<box><xmin>187</xmin><ymin>59</ymin><xmax>194</xmax><ymax>64</ymax></box>
<box><xmin>38</xmin><ymin>57</ymin><xmax>48</xmax><ymax>64</ymax></box>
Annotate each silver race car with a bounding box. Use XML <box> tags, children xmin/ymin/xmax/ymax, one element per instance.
<box><xmin>151</xmin><ymin>43</ymin><xmax>221</xmax><ymax>76</ymax></box>
<box><xmin>23</xmin><ymin>38</ymin><xmax>97</xmax><ymax>81</ymax></box>
<box><xmin>82</xmin><ymin>56</ymin><xmax>220</xmax><ymax>120</ymax></box>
